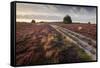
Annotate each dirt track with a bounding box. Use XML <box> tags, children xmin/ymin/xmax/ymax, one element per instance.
<box><xmin>50</xmin><ymin>24</ymin><xmax>96</xmax><ymax>60</ymax></box>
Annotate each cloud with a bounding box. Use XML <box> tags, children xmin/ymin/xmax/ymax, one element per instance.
<box><xmin>16</xmin><ymin>3</ymin><xmax>96</xmax><ymax>23</ymax></box>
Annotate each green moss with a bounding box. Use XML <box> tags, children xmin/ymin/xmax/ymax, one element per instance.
<box><xmin>77</xmin><ymin>48</ymin><xmax>92</xmax><ymax>61</ymax></box>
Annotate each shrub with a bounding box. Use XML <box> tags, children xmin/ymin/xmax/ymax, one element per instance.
<box><xmin>88</xmin><ymin>21</ymin><xmax>91</xmax><ymax>24</ymax></box>
<box><xmin>39</xmin><ymin>21</ymin><xmax>44</xmax><ymax>23</ymax></box>
<box><xmin>31</xmin><ymin>19</ymin><xmax>35</xmax><ymax>23</ymax></box>
<box><xmin>63</xmin><ymin>15</ymin><xmax>72</xmax><ymax>24</ymax></box>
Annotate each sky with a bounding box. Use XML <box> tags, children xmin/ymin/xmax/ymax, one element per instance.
<box><xmin>16</xmin><ymin>3</ymin><xmax>97</xmax><ymax>23</ymax></box>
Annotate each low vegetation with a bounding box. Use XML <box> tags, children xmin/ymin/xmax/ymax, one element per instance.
<box><xmin>16</xmin><ymin>22</ymin><xmax>93</xmax><ymax>65</ymax></box>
